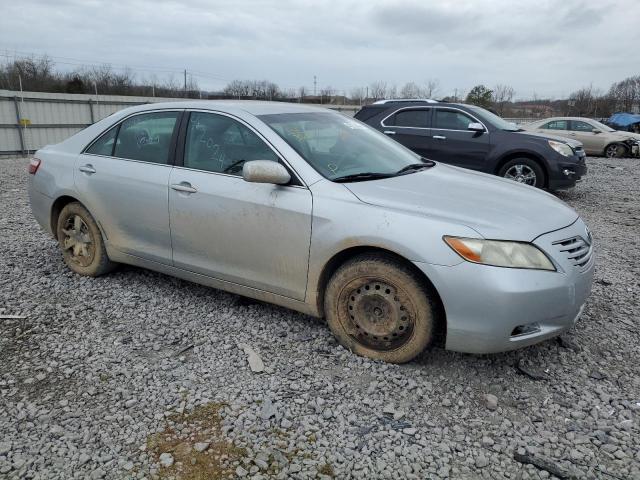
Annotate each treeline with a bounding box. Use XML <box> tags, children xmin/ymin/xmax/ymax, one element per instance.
<box><xmin>0</xmin><ymin>56</ymin><xmax>201</xmax><ymax>98</ymax></box>
<box><xmin>2</xmin><ymin>55</ymin><xmax>639</xmax><ymax>117</ymax></box>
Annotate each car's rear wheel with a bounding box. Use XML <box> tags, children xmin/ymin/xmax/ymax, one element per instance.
<box><xmin>324</xmin><ymin>253</ymin><xmax>436</xmax><ymax>363</ymax></box>
<box><xmin>56</xmin><ymin>202</ymin><xmax>115</xmax><ymax>276</ymax></box>
<box><xmin>498</xmin><ymin>158</ymin><xmax>545</xmax><ymax>188</ymax></box>
<box><xmin>605</xmin><ymin>143</ymin><xmax>626</xmax><ymax>158</ymax></box>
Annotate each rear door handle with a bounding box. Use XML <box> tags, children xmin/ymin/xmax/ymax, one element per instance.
<box><xmin>383</xmin><ymin>130</ymin><xmax>396</xmax><ymax>135</ymax></box>
<box><xmin>79</xmin><ymin>164</ymin><xmax>96</xmax><ymax>174</ymax></box>
<box><xmin>433</xmin><ymin>135</ymin><xmax>447</xmax><ymax>140</ymax></box>
<box><xmin>171</xmin><ymin>182</ymin><xmax>198</xmax><ymax>194</ymax></box>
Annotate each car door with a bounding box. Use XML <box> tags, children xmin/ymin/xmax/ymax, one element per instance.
<box><xmin>536</xmin><ymin>119</ymin><xmax>571</xmax><ymax>139</ymax></box>
<box><xmin>569</xmin><ymin>120</ymin><xmax>605</xmax><ymax>155</ymax></box>
<box><xmin>168</xmin><ymin>111</ymin><xmax>312</xmax><ymax>301</ymax></box>
<box><xmin>380</xmin><ymin>108</ymin><xmax>432</xmax><ymax>158</ymax></box>
<box><xmin>429</xmin><ymin>108</ymin><xmax>490</xmax><ymax>170</ymax></box>
<box><xmin>75</xmin><ymin>110</ymin><xmax>182</xmax><ymax>264</ymax></box>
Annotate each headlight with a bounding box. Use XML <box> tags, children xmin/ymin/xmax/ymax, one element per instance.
<box><xmin>443</xmin><ymin>236</ymin><xmax>555</xmax><ymax>271</ymax></box>
<box><xmin>548</xmin><ymin>140</ymin><xmax>573</xmax><ymax>157</ymax></box>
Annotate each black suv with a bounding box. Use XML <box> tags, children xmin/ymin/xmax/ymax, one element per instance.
<box><xmin>355</xmin><ymin>100</ymin><xmax>587</xmax><ymax>189</ymax></box>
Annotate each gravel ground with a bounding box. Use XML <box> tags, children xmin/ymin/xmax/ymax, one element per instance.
<box><xmin>1</xmin><ymin>156</ymin><xmax>639</xmax><ymax>480</ymax></box>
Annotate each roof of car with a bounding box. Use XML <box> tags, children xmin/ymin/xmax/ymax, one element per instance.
<box><xmin>121</xmin><ymin>100</ymin><xmax>330</xmax><ymax>116</ymax></box>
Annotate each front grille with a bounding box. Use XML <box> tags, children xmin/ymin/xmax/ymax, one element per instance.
<box><xmin>552</xmin><ymin>236</ymin><xmax>593</xmax><ymax>268</ymax></box>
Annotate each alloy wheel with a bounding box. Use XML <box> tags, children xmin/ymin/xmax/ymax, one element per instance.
<box><xmin>61</xmin><ymin>214</ymin><xmax>95</xmax><ymax>267</ymax></box>
<box><xmin>504</xmin><ymin>164</ymin><xmax>537</xmax><ymax>185</ymax></box>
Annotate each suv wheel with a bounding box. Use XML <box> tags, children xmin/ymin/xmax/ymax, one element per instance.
<box><xmin>498</xmin><ymin>158</ymin><xmax>545</xmax><ymax>188</ymax></box>
<box><xmin>324</xmin><ymin>253</ymin><xmax>436</xmax><ymax>363</ymax></box>
<box><xmin>605</xmin><ymin>143</ymin><xmax>626</xmax><ymax>158</ymax></box>
<box><xmin>56</xmin><ymin>202</ymin><xmax>115</xmax><ymax>276</ymax></box>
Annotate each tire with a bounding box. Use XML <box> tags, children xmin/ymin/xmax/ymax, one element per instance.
<box><xmin>56</xmin><ymin>202</ymin><xmax>115</xmax><ymax>276</ymax></box>
<box><xmin>604</xmin><ymin>143</ymin><xmax>625</xmax><ymax>158</ymax></box>
<box><xmin>324</xmin><ymin>253</ymin><xmax>437</xmax><ymax>363</ymax></box>
<box><xmin>498</xmin><ymin>158</ymin><xmax>545</xmax><ymax>188</ymax></box>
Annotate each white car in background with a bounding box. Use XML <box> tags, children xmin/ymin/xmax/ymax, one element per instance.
<box><xmin>523</xmin><ymin>117</ymin><xmax>640</xmax><ymax>158</ymax></box>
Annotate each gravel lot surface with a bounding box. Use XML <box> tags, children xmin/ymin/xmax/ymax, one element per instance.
<box><xmin>1</xmin><ymin>156</ymin><xmax>639</xmax><ymax>480</ymax></box>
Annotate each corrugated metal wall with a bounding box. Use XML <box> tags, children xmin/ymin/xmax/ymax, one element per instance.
<box><xmin>0</xmin><ymin>90</ymin><xmax>358</xmax><ymax>155</ymax></box>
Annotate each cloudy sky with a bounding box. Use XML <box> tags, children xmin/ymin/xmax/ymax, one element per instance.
<box><xmin>2</xmin><ymin>0</ymin><xmax>639</xmax><ymax>99</ymax></box>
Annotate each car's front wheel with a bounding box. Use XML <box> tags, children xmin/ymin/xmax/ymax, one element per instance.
<box><xmin>498</xmin><ymin>158</ymin><xmax>545</xmax><ymax>188</ymax></box>
<box><xmin>324</xmin><ymin>253</ymin><xmax>436</xmax><ymax>363</ymax></box>
<box><xmin>605</xmin><ymin>143</ymin><xmax>626</xmax><ymax>158</ymax></box>
<box><xmin>56</xmin><ymin>202</ymin><xmax>115</xmax><ymax>276</ymax></box>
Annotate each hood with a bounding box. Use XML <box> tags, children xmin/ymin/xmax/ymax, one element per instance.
<box><xmin>344</xmin><ymin>164</ymin><xmax>578</xmax><ymax>242</ymax></box>
<box><xmin>611</xmin><ymin>131</ymin><xmax>640</xmax><ymax>141</ymax></box>
<box><xmin>515</xmin><ymin>130</ymin><xmax>583</xmax><ymax>148</ymax></box>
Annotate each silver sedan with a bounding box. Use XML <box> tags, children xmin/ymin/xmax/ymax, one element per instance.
<box><xmin>28</xmin><ymin>101</ymin><xmax>594</xmax><ymax>363</ymax></box>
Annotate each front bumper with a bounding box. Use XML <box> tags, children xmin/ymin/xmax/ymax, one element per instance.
<box><xmin>549</xmin><ymin>153</ymin><xmax>587</xmax><ymax>190</ymax></box>
<box><xmin>415</xmin><ymin>219</ymin><xmax>594</xmax><ymax>354</ymax></box>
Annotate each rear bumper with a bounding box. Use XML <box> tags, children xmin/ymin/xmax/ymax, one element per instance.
<box><xmin>28</xmin><ymin>181</ymin><xmax>54</xmax><ymax>236</ymax></box>
<box><xmin>414</xmin><ymin>220</ymin><xmax>595</xmax><ymax>354</ymax></box>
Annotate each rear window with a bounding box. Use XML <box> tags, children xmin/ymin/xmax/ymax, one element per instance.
<box><xmin>385</xmin><ymin>109</ymin><xmax>430</xmax><ymax>128</ymax></box>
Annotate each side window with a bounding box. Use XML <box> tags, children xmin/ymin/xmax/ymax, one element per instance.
<box><xmin>571</xmin><ymin>121</ymin><xmax>594</xmax><ymax>132</ymax></box>
<box><xmin>184</xmin><ymin>112</ymin><xmax>279</xmax><ymax>175</ymax></box>
<box><xmin>86</xmin><ymin>126</ymin><xmax>118</xmax><ymax>156</ymax></box>
<box><xmin>434</xmin><ymin>109</ymin><xmax>474</xmax><ymax>130</ymax></box>
<box><xmin>113</xmin><ymin>112</ymin><xmax>179</xmax><ymax>164</ymax></box>
<box><xmin>542</xmin><ymin>120</ymin><xmax>568</xmax><ymax>130</ymax></box>
<box><xmin>393</xmin><ymin>109</ymin><xmax>430</xmax><ymax>128</ymax></box>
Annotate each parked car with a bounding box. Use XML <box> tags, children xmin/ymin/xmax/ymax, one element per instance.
<box><xmin>28</xmin><ymin>101</ymin><xmax>594</xmax><ymax>363</ymax></box>
<box><xmin>605</xmin><ymin>112</ymin><xmax>640</xmax><ymax>135</ymax></box>
<box><xmin>354</xmin><ymin>99</ymin><xmax>587</xmax><ymax>190</ymax></box>
<box><xmin>523</xmin><ymin>117</ymin><xmax>640</xmax><ymax>158</ymax></box>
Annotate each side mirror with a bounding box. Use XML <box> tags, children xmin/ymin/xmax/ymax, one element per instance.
<box><xmin>467</xmin><ymin>122</ymin><xmax>485</xmax><ymax>132</ymax></box>
<box><xmin>592</xmin><ymin>129</ymin><xmax>601</xmax><ymax>134</ymax></box>
<box><xmin>242</xmin><ymin>160</ymin><xmax>291</xmax><ymax>185</ymax></box>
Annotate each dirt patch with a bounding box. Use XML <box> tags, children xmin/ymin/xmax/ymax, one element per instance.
<box><xmin>146</xmin><ymin>403</ymin><xmax>245</xmax><ymax>479</ymax></box>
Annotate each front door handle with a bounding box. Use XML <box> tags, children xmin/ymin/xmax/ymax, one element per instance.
<box><xmin>383</xmin><ymin>130</ymin><xmax>396</xmax><ymax>135</ymax></box>
<box><xmin>79</xmin><ymin>164</ymin><xmax>96</xmax><ymax>174</ymax></box>
<box><xmin>171</xmin><ymin>182</ymin><xmax>198</xmax><ymax>194</ymax></box>
<box><xmin>433</xmin><ymin>135</ymin><xmax>447</xmax><ymax>140</ymax></box>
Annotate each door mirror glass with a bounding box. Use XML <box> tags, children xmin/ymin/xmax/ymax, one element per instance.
<box><xmin>242</xmin><ymin>160</ymin><xmax>291</xmax><ymax>185</ymax></box>
<box><xmin>467</xmin><ymin>122</ymin><xmax>485</xmax><ymax>132</ymax></box>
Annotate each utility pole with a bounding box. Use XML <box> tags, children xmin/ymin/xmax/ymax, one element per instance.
<box><xmin>366</xmin><ymin>86</ymin><xmax>368</xmax><ymax>103</ymax></box>
<box><xmin>314</xmin><ymin>76</ymin><xmax>317</xmax><ymax>96</ymax></box>
<box><xmin>184</xmin><ymin>69</ymin><xmax>187</xmax><ymax>97</ymax></box>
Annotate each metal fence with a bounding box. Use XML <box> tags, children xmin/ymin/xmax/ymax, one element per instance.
<box><xmin>0</xmin><ymin>90</ymin><xmax>359</xmax><ymax>155</ymax></box>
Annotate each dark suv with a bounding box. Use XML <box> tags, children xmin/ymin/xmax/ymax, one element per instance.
<box><xmin>355</xmin><ymin>99</ymin><xmax>587</xmax><ymax>189</ymax></box>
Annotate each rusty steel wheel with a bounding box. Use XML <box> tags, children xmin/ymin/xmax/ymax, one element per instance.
<box><xmin>324</xmin><ymin>253</ymin><xmax>436</xmax><ymax>363</ymax></box>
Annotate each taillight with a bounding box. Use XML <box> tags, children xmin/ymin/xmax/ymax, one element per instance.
<box><xmin>28</xmin><ymin>158</ymin><xmax>41</xmax><ymax>175</ymax></box>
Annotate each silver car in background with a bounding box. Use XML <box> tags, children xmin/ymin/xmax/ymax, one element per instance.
<box><xmin>28</xmin><ymin>101</ymin><xmax>594</xmax><ymax>363</ymax></box>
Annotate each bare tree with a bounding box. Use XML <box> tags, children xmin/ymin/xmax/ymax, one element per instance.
<box><xmin>400</xmin><ymin>82</ymin><xmax>421</xmax><ymax>98</ymax></box>
<box><xmin>350</xmin><ymin>87</ymin><xmax>365</xmax><ymax>105</ymax></box>
<box><xmin>492</xmin><ymin>84</ymin><xmax>515</xmax><ymax>115</ymax></box>
<box><xmin>423</xmin><ymin>78</ymin><xmax>440</xmax><ymax>98</ymax></box>
<box><xmin>369</xmin><ymin>81</ymin><xmax>387</xmax><ymax>100</ymax></box>
<box><xmin>298</xmin><ymin>85</ymin><xmax>308</xmax><ymax>102</ymax></box>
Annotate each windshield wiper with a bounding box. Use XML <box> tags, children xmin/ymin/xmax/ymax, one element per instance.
<box><xmin>332</xmin><ymin>172</ymin><xmax>396</xmax><ymax>183</ymax></box>
<box><xmin>396</xmin><ymin>161</ymin><xmax>435</xmax><ymax>175</ymax></box>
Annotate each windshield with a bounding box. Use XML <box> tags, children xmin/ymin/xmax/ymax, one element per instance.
<box><xmin>589</xmin><ymin>120</ymin><xmax>616</xmax><ymax>132</ymax></box>
<box><xmin>259</xmin><ymin>112</ymin><xmax>425</xmax><ymax>180</ymax></box>
<box><xmin>465</xmin><ymin>105</ymin><xmax>519</xmax><ymax>131</ymax></box>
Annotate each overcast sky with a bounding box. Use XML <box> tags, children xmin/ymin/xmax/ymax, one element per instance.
<box><xmin>2</xmin><ymin>0</ymin><xmax>639</xmax><ymax>99</ymax></box>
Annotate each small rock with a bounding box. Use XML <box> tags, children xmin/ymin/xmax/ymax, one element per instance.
<box><xmin>122</xmin><ymin>461</ymin><xmax>134</xmax><ymax>471</ymax></box>
<box><xmin>482</xmin><ymin>436</ymin><xmax>494</xmax><ymax>447</ymax></box>
<box><xmin>476</xmin><ymin>454</ymin><xmax>489</xmax><ymax>468</ymax></box>
<box><xmin>0</xmin><ymin>442</ymin><xmax>11</xmax><ymax>455</ymax></box>
<box><xmin>159</xmin><ymin>453</ymin><xmax>174</xmax><ymax>468</ymax></box>
<box><xmin>78</xmin><ymin>453</ymin><xmax>91</xmax><ymax>465</ymax></box>
<box><xmin>236</xmin><ymin>465</ymin><xmax>248</xmax><ymax>477</ymax></box>
<box><xmin>402</xmin><ymin>428</ymin><xmax>417</xmax><ymax>435</ymax></box>
<box><xmin>260</xmin><ymin>397</ymin><xmax>277</xmax><ymax>420</ymax></box>
<box><xmin>193</xmin><ymin>442</ymin><xmax>210</xmax><ymax>453</ymax></box>
<box><xmin>483</xmin><ymin>394</ymin><xmax>498</xmax><ymax>410</ymax></box>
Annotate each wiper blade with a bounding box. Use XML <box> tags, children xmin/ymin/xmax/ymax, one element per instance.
<box><xmin>396</xmin><ymin>161</ymin><xmax>435</xmax><ymax>175</ymax></box>
<box><xmin>332</xmin><ymin>172</ymin><xmax>396</xmax><ymax>183</ymax></box>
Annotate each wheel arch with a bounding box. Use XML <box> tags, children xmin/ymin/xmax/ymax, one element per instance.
<box><xmin>50</xmin><ymin>195</ymin><xmax>82</xmax><ymax>239</ymax></box>
<box><xmin>494</xmin><ymin>151</ymin><xmax>549</xmax><ymax>187</ymax></box>
<box><xmin>315</xmin><ymin>245</ymin><xmax>447</xmax><ymax>343</ymax></box>
<box><xmin>604</xmin><ymin>142</ymin><xmax>627</xmax><ymax>157</ymax></box>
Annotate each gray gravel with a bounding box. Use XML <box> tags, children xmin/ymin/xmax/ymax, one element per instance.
<box><xmin>1</xmin><ymin>156</ymin><xmax>639</xmax><ymax>479</ymax></box>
